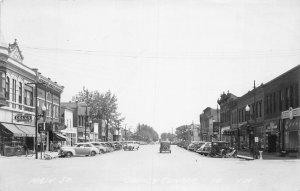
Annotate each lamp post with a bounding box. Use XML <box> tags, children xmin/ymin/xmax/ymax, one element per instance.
<box><xmin>245</xmin><ymin>105</ymin><xmax>254</xmax><ymax>158</ymax></box>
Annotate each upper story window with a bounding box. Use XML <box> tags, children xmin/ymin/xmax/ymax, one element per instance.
<box><xmin>5</xmin><ymin>76</ymin><xmax>10</xmax><ymax>100</ymax></box>
<box><xmin>24</xmin><ymin>85</ymin><xmax>33</xmax><ymax>106</ymax></box>
<box><xmin>12</xmin><ymin>79</ymin><xmax>17</xmax><ymax>102</ymax></box>
<box><xmin>0</xmin><ymin>72</ymin><xmax>5</xmax><ymax>97</ymax></box>
<box><xmin>19</xmin><ymin>82</ymin><xmax>22</xmax><ymax>104</ymax></box>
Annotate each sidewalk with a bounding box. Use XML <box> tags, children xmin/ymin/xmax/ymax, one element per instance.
<box><xmin>237</xmin><ymin>150</ymin><xmax>298</xmax><ymax>160</ymax></box>
<box><xmin>0</xmin><ymin>151</ymin><xmax>59</xmax><ymax>160</ymax></box>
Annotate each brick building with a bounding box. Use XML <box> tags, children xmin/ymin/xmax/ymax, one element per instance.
<box><xmin>264</xmin><ymin>65</ymin><xmax>300</xmax><ymax>156</ymax></box>
<box><xmin>199</xmin><ymin>107</ymin><xmax>219</xmax><ymax>141</ymax></box>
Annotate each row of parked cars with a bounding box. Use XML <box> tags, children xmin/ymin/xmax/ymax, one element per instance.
<box><xmin>59</xmin><ymin>141</ymin><xmax>140</xmax><ymax>158</ymax></box>
<box><xmin>178</xmin><ymin>141</ymin><xmax>237</xmax><ymax>158</ymax></box>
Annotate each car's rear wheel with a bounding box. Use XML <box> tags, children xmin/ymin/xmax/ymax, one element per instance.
<box><xmin>66</xmin><ymin>152</ymin><xmax>73</xmax><ymax>158</ymax></box>
<box><xmin>91</xmin><ymin>151</ymin><xmax>96</xmax><ymax>156</ymax></box>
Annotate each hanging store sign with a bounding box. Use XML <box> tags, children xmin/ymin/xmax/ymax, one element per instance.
<box><xmin>281</xmin><ymin>107</ymin><xmax>300</xmax><ymax>120</ymax></box>
<box><xmin>15</xmin><ymin>114</ymin><xmax>32</xmax><ymax>122</ymax></box>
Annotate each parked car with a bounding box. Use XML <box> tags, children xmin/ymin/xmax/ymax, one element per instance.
<box><xmin>159</xmin><ymin>141</ymin><xmax>171</xmax><ymax>153</ymax></box>
<box><xmin>111</xmin><ymin>142</ymin><xmax>123</xmax><ymax>150</ymax></box>
<box><xmin>196</xmin><ymin>142</ymin><xmax>212</xmax><ymax>156</ymax></box>
<box><xmin>187</xmin><ymin>141</ymin><xmax>202</xmax><ymax>151</ymax></box>
<box><xmin>59</xmin><ymin>143</ymin><xmax>100</xmax><ymax>157</ymax></box>
<box><xmin>209</xmin><ymin>141</ymin><xmax>230</xmax><ymax>157</ymax></box>
<box><xmin>193</xmin><ymin>142</ymin><xmax>206</xmax><ymax>152</ymax></box>
<box><xmin>88</xmin><ymin>142</ymin><xmax>108</xmax><ymax>153</ymax></box>
<box><xmin>123</xmin><ymin>141</ymin><xmax>140</xmax><ymax>151</ymax></box>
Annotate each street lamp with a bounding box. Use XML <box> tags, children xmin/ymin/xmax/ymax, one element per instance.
<box><xmin>245</xmin><ymin>105</ymin><xmax>254</xmax><ymax>158</ymax></box>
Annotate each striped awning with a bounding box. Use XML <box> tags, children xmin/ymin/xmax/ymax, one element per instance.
<box><xmin>0</xmin><ymin>123</ymin><xmax>26</xmax><ymax>137</ymax></box>
<box><xmin>16</xmin><ymin>125</ymin><xmax>35</xmax><ymax>137</ymax></box>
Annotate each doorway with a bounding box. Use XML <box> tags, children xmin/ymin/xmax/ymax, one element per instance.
<box><xmin>268</xmin><ymin>135</ymin><xmax>277</xmax><ymax>153</ymax></box>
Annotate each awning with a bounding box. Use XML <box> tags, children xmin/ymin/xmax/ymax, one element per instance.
<box><xmin>0</xmin><ymin>123</ymin><xmax>26</xmax><ymax>137</ymax></box>
<box><xmin>53</xmin><ymin>132</ymin><xmax>68</xmax><ymax>141</ymax></box>
<box><xmin>16</xmin><ymin>125</ymin><xmax>35</xmax><ymax>137</ymax></box>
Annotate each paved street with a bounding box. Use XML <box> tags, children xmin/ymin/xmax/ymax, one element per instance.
<box><xmin>1</xmin><ymin>145</ymin><xmax>300</xmax><ymax>191</ymax></box>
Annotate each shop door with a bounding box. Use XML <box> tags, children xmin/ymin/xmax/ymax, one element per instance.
<box><xmin>268</xmin><ymin>135</ymin><xmax>277</xmax><ymax>153</ymax></box>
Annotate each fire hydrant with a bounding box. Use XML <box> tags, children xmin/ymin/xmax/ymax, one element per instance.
<box><xmin>259</xmin><ymin>151</ymin><xmax>263</xmax><ymax>160</ymax></box>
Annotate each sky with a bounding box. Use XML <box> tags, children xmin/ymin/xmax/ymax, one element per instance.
<box><xmin>1</xmin><ymin>0</ymin><xmax>300</xmax><ymax>135</ymax></box>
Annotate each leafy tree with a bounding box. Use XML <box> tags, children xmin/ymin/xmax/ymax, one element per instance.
<box><xmin>161</xmin><ymin>133</ymin><xmax>176</xmax><ymax>142</ymax></box>
<box><xmin>72</xmin><ymin>87</ymin><xmax>124</xmax><ymax>131</ymax></box>
<box><xmin>133</xmin><ymin>124</ymin><xmax>159</xmax><ymax>142</ymax></box>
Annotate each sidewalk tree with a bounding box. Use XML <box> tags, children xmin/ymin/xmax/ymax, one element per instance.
<box><xmin>133</xmin><ymin>124</ymin><xmax>159</xmax><ymax>142</ymax></box>
<box><xmin>72</xmin><ymin>87</ymin><xmax>124</xmax><ymax>129</ymax></box>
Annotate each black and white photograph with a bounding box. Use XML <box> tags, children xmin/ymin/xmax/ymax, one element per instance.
<box><xmin>0</xmin><ymin>0</ymin><xmax>299</xmax><ymax>191</ymax></box>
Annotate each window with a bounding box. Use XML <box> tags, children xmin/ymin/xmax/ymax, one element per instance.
<box><xmin>5</xmin><ymin>76</ymin><xmax>10</xmax><ymax>100</ymax></box>
<box><xmin>0</xmin><ymin>72</ymin><xmax>5</xmax><ymax>97</ymax></box>
<box><xmin>270</xmin><ymin>94</ymin><xmax>273</xmax><ymax>113</ymax></box>
<box><xmin>266</xmin><ymin>95</ymin><xmax>269</xmax><ymax>114</ymax></box>
<box><xmin>24</xmin><ymin>85</ymin><xmax>33</xmax><ymax>106</ymax></box>
<box><xmin>259</xmin><ymin>101</ymin><xmax>262</xmax><ymax>117</ymax></box>
<box><xmin>19</xmin><ymin>82</ymin><xmax>22</xmax><ymax>104</ymax></box>
<box><xmin>285</xmin><ymin>88</ymin><xmax>289</xmax><ymax>110</ymax></box>
<box><xmin>290</xmin><ymin>86</ymin><xmax>294</xmax><ymax>108</ymax></box>
<box><xmin>295</xmin><ymin>84</ymin><xmax>299</xmax><ymax>107</ymax></box>
<box><xmin>278</xmin><ymin>90</ymin><xmax>282</xmax><ymax>111</ymax></box>
<box><xmin>12</xmin><ymin>79</ymin><xmax>16</xmax><ymax>102</ymax></box>
<box><xmin>273</xmin><ymin>92</ymin><xmax>276</xmax><ymax>113</ymax></box>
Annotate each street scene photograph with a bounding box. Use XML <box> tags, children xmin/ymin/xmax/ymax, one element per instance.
<box><xmin>0</xmin><ymin>0</ymin><xmax>300</xmax><ymax>191</ymax></box>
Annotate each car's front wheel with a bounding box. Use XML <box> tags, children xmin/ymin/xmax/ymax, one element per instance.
<box><xmin>66</xmin><ymin>152</ymin><xmax>73</xmax><ymax>158</ymax></box>
<box><xmin>91</xmin><ymin>151</ymin><xmax>96</xmax><ymax>156</ymax></box>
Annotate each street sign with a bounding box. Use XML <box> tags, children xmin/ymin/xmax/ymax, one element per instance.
<box><xmin>15</xmin><ymin>114</ymin><xmax>32</xmax><ymax>122</ymax></box>
<box><xmin>255</xmin><ymin>137</ymin><xmax>259</xmax><ymax>143</ymax></box>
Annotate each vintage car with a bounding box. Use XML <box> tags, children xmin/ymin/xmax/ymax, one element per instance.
<box><xmin>159</xmin><ymin>141</ymin><xmax>171</xmax><ymax>153</ymax></box>
<box><xmin>59</xmin><ymin>143</ymin><xmax>100</xmax><ymax>157</ymax></box>
<box><xmin>196</xmin><ymin>142</ymin><xmax>211</xmax><ymax>156</ymax></box>
<box><xmin>123</xmin><ymin>141</ymin><xmax>140</xmax><ymax>151</ymax></box>
<box><xmin>209</xmin><ymin>141</ymin><xmax>230</xmax><ymax>157</ymax></box>
<box><xmin>88</xmin><ymin>142</ymin><xmax>108</xmax><ymax>153</ymax></box>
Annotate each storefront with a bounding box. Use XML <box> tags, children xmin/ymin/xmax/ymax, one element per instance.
<box><xmin>282</xmin><ymin>107</ymin><xmax>300</xmax><ymax>157</ymax></box>
<box><xmin>263</xmin><ymin>119</ymin><xmax>280</xmax><ymax>153</ymax></box>
<box><xmin>0</xmin><ymin>122</ymin><xmax>36</xmax><ymax>156</ymax></box>
<box><xmin>60</xmin><ymin>128</ymin><xmax>77</xmax><ymax>146</ymax></box>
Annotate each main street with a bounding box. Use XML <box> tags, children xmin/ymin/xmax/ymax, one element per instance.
<box><xmin>0</xmin><ymin>145</ymin><xmax>300</xmax><ymax>191</ymax></box>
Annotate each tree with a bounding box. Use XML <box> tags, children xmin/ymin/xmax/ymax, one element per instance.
<box><xmin>72</xmin><ymin>87</ymin><xmax>125</xmax><ymax>134</ymax></box>
<box><xmin>133</xmin><ymin>124</ymin><xmax>159</xmax><ymax>142</ymax></box>
<box><xmin>160</xmin><ymin>133</ymin><xmax>176</xmax><ymax>142</ymax></box>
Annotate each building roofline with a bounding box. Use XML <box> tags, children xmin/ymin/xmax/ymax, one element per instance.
<box><xmin>263</xmin><ymin>64</ymin><xmax>300</xmax><ymax>87</ymax></box>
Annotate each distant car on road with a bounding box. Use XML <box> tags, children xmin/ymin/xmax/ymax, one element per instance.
<box><xmin>123</xmin><ymin>141</ymin><xmax>140</xmax><ymax>151</ymax></box>
<box><xmin>159</xmin><ymin>141</ymin><xmax>171</xmax><ymax>153</ymax></box>
<box><xmin>59</xmin><ymin>143</ymin><xmax>100</xmax><ymax>157</ymax></box>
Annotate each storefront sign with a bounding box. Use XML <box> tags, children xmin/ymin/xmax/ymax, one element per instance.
<box><xmin>255</xmin><ymin>137</ymin><xmax>259</xmax><ymax>143</ymax></box>
<box><xmin>282</xmin><ymin>107</ymin><xmax>300</xmax><ymax>120</ymax></box>
<box><xmin>14</xmin><ymin>114</ymin><xmax>32</xmax><ymax>122</ymax></box>
<box><xmin>284</xmin><ymin>117</ymin><xmax>300</xmax><ymax>131</ymax></box>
